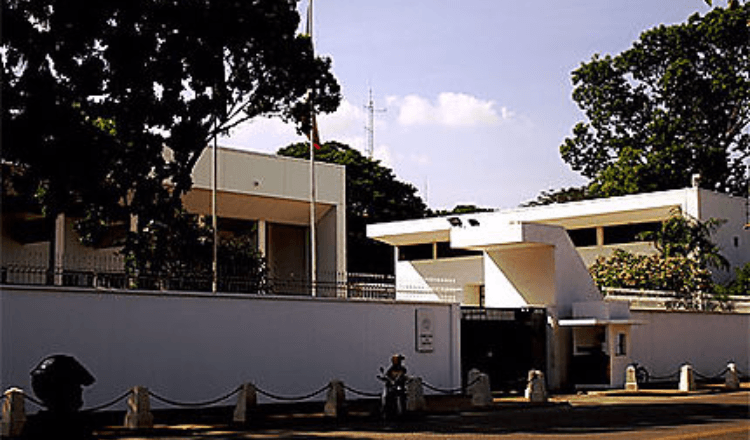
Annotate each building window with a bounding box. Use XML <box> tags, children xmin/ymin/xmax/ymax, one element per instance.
<box><xmin>616</xmin><ymin>333</ymin><xmax>627</xmax><ymax>356</ymax></box>
<box><xmin>603</xmin><ymin>222</ymin><xmax>661</xmax><ymax>245</ymax></box>
<box><xmin>436</xmin><ymin>241</ymin><xmax>482</xmax><ymax>258</ymax></box>
<box><xmin>567</xmin><ymin>228</ymin><xmax>597</xmax><ymax>247</ymax></box>
<box><xmin>397</xmin><ymin>243</ymin><xmax>434</xmax><ymax>261</ymax></box>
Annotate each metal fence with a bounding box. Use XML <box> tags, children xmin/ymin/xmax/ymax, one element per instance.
<box><xmin>603</xmin><ymin>287</ymin><xmax>750</xmax><ymax>313</ymax></box>
<box><xmin>0</xmin><ymin>262</ymin><xmax>460</xmax><ymax>302</ymax></box>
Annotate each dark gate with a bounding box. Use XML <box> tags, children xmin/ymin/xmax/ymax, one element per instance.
<box><xmin>461</xmin><ymin>307</ymin><xmax>547</xmax><ymax>392</ymax></box>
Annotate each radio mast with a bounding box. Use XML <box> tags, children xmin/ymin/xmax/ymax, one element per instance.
<box><xmin>364</xmin><ymin>88</ymin><xmax>386</xmax><ymax>158</ymax></box>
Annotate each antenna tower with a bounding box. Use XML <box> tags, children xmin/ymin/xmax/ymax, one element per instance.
<box><xmin>364</xmin><ymin>88</ymin><xmax>386</xmax><ymax>158</ymax></box>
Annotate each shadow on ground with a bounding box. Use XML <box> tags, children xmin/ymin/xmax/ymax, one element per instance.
<box><xmin>89</xmin><ymin>392</ymin><xmax>750</xmax><ymax>440</ymax></box>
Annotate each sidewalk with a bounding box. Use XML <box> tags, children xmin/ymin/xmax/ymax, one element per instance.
<box><xmin>89</xmin><ymin>384</ymin><xmax>750</xmax><ymax>439</ymax></box>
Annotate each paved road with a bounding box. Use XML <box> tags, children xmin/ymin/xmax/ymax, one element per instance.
<box><xmin>93</xmin><ymin>389</ymin><xmax>749</xmax><ymax>440</ymax></box>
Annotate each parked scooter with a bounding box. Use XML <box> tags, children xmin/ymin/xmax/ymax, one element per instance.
<box><xmin>377</xmin><ymin>354</ymin><xmax>408</xmax><ymax>419</ymax></box>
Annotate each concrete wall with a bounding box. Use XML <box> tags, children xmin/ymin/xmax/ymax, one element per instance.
<box><xmin>396</xmin><ymin>256</ymin><xmax>483</xmax><ymax>303</ymax></box>
<box><xmin>698</xmin><ymin>189</ymin><xmax>750</xmax><ymax>283</ymax></box>
<box><xmin>0</xmin><ymin>286</ymin><xmax>460</xmax><ymax>411</ymax></box>
<box><xmin>630</xmin><ymin>310</ymin><xmax>750</xmax><ymax>379</ymax></box>
<box><xmin>484</xmin><ymin>245</ymin><xmax>555</xmax><ymax>309</ymax></box>
<box><xmin>192</xmin><ymin>147</ymin><xmax>345</xmax><ymax>205</ymax></box>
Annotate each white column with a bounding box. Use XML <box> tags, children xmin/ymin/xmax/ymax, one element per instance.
<box><xmin>257</xmin><ymin>220</ymin><xmax>267</xmax><ymax>257</ymax></box>
<box><xmin>54</xmin><ymin>213</ymin><xmax>66</xmax><ymax>286</ymax></box>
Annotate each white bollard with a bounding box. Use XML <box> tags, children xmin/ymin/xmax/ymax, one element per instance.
<box><xmin>124</xmin><ymin>386</ymin><xmax>154</xmax><ymax>429</ymax></box>
<box><xmin>466</xmin><ymin>369</ymin><xmax>492</xmax><ymax>408</ymax></box>
<box><xmin>725</xmin><ymin>363</ymin><xmax>740</xmax><ymax>390</ymax></box>
<box><xmin>625</xmin><ymin>365</ymin><xmax>639</xmax><ymax>391</ymax></box>
<box><xmin>679</xmin><ymin>364</ymin><xmax>696</xmax><ymax>392</ymax></box>
<box><xmin>233</xmin><ymin>383</ymin><xmax>258</xmax><ymax>424</ymax></box>
<box><xmin>324</xmin><ymin>380</ymin><xmax>345</xmax><ymax>418</ymax></box>
<box><xmin>1</xmin><ymin>388</ymin><xmax>26</xmax><ymax>437</ymax></box>
<box><xmin>405</xmin><ymin>377</ymin><xmax>426</xmax><ymax>412</ymax></box>
<box><xmin>525</xmin><ymin>370</ymin><xmax>547</xmax><ymax>403</ymax></box>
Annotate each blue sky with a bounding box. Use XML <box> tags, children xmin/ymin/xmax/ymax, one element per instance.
<box><xmin>222</xmin><ymin>0</ymin><xmax>713</xmax><ymax>210</ymax></box>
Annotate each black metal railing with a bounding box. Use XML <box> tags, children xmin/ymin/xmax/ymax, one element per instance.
<box><xmin>0</xmin><ymin>262</ymin><xmax>406</xmax><ymax>300</ymax></box>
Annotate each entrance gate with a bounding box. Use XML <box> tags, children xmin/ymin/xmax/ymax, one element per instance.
<box><xmin>461</xmin><ymin>307</ymin><xmax>547</xmax><ymax>392</ymax></box>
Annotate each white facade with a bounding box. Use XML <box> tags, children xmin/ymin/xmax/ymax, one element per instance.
<box><xmin>0</xmin><ymin>285</ymin><xmax>461</xmax><ymax>410</ymax></box>
<box><xmin>367</xmin><ymin>187</ymin><xmax>749</xmax><ymax>389</ymax></box>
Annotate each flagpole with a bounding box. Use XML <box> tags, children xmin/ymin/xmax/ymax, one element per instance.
<box><xmin>308</xmin><ymin>0</ymin><xmax>318</xmax><ymax>297</ymax></box>
<box><xmin>212</xmin><ymin>118</ymin><xmax>218</xmax><ymax>294</ymax></box>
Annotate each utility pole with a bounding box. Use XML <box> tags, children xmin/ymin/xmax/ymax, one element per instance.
<box><xmin>364</xmin><ymin>88</ymin><xmax>386</xmax><ymax>158</ymax></box>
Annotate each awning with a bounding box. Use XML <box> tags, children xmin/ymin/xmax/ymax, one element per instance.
<box><xmin>558</xmin><ymin>318</ymin><xmax>643</xmax><ymax>327</ymax></box>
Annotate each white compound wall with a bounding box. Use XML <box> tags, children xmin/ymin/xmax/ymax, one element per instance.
<box><xmin>0</xmin><ymin>285</ymin><xmax>460</xmax><ymax>411</ymax></box>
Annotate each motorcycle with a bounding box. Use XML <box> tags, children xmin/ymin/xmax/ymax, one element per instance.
<box><xmin>377</xmin><ymin>367</ymin><xmax>407</xmax><ymax>419</ymax></box>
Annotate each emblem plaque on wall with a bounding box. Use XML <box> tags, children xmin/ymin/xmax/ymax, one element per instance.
<box><xmin>416</xmin><ymin>308</ymin><xmax>434</xmax><ymax>353</ymax></box>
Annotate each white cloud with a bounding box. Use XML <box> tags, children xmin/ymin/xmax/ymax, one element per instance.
<box><xmin>319</xmin><ymin>99</ymin><xmax>367</xmax><ymax>136</ymax></box>
<box><xmin>221</xmin><ymin>99</ymin><xmax>372</xmax><ymax>153</ymax></box>
<box><xmin>373</xmin><ymin>144</ymin><xmax>393</xmax><ymax>168</ymax></box>
<box><xmin>409</xmin><ymin>153</ymin><xmax>431</xmax><ymax>166</ymax></box>
<box><xmin>393</xmin><ymin>92</ymin><xmax>512</xmax><ymax>127</ymax></box>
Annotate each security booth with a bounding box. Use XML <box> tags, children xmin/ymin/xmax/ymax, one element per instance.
<box><xmin>559</xmin><ymin>301</ymin><xmax>640</xmax><ymax>389</ymax></box>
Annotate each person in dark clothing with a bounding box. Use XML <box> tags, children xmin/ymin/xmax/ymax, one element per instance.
<box><xmin>385</xmin><ymin>354</ymin><xmax>407</xmax><ymax>385</ymax></box>
<box><xmin>23</xmin><ymin>354</ymin><xmax>96</xmax><ymax>440</ymax></box>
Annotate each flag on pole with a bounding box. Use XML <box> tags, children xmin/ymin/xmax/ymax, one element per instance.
<box><xmin>305</xmin><ymin>112</ymin><xmax>322</xmax><ymax>150</ymax></box>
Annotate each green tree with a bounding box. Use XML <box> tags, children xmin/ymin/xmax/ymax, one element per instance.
<box><xmin>715</xmin><ymin>262</ymin><xmax>750</xmax><ymax>295</ymax></box>
<box><xmin>637</xmin><ymin>211</ymin><xmax>730</xmax><ymax>272</ymax></box>
<box><xmin>2</xmin><ymin>0</ymin><xmax>341</xmax><ymax>275</ymax></box>
<box><xmin>429</xmin><ymin>204</ymin><xmax>494</xmax><ymax>216</ymax></box>
<box><xmin>590</xmin><ymin>211</ymin><xmax>730</xmax><ymax>298</ymax></box>
<box><xmin>277</xmin><ymin>141</ymin><xmax>429</xmax><ymax>274</ymax></box>
<box><xmin>590</xmin><ymin>249</ymin><xmax>714</xmax><ymax>296</ymax></box>
<box><xmin>521</xmin><ymin>186</ymin><xmax>592</xmax><ymax>207</ymax></box>
<box><xmin>560</xmin><ymin>4</ymin><xmax>750</xmax><ymax>198</ymax></box>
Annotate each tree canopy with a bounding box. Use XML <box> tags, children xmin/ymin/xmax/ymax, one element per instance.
<box><xmin>277</xmin><ymin>141</ymin><xmax>429</xmax><ymax>274</ymax></box>
<box><xmin>560</xmin><ymin>4</ymin><xmax>750</xmax><ymax>199</ymax></box>
<box><xmin>429</xmin><ymin>204</ymin><xmax>494</xmax><ymax>217</ymax></box>
<box><xmin>2</xmin><ymin>0</ymin><xmax>341</xmax><ymax>272</ymax></box>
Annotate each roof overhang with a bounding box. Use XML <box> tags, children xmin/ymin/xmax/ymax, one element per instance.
<box><xmin>183</xmin><ymin>188</ymin><xmax>334</xmax><ymax>226</ymax></box>
<box><xmin>558</xmin><ymin>318</ymin><xmax>643</xmax><ymax>326</ymax></box>
<box><xmin>367</xmin><ymin>217</ymin><xmax>452</xmax><ymax>246</ymax></box>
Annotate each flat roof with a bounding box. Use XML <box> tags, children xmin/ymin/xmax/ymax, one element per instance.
<box><xmin>367</xmin><ymin>188</ymin><xmax>701</xmax><ymax>246</ymax></box>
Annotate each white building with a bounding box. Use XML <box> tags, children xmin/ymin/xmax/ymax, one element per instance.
<box><xmin>1</xmin><ymin>147</ymin><xmax>347</xmax><ymax>292</ymax></box>
<box><xmin>367</xmin><ymin>186</ymin><xmax>749</xmax><ymax>390</ymax></box>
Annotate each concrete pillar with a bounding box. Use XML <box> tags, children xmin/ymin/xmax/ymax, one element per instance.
<box><xmin>1</xmin><ymin>388</ymin><xmax>26</xmax><ymax>437</ymax></box>
<box><xmin>466</xmin><ymin>369</ymin><xmax>492</xmax><ymax>407</ymax></box>
<box><xmin>725</xmin><ymin>363</ymin><xmax>740</xmax><ymax>390</ymax></box>
<box><xmin>257</xmin><ymin>220</ymin><xmax>267</xmax><ymax>257</ymax></box>
<box><xmin>53</xmin><ymin>213</ymin><xmax>66</xmax><ymax>285</ymax></box>
<box><xmin>324</xmin><ymin>380</ymin><xmax>345</xmax><ymax>418</ymax></box>
<box><xmin>525</xmin><ymin>370</ymin><xmax>547</xmax><ymax>403</ymax></box>
<box><xmin>124</xmin><ymin>386</ymin><xmax>154</xmax><ymax>429</ymax></box>
<box><xmin>679</xmin><ymin>364</ymin><xmax>696</xmax><ymax>392</ymax></box>
<box><xmin>405</xmin><ymin>377</ymin><xmax>426</xmax><ymax>412</ymax></box>
<box><xmin>625</xmin><ymin>365</ymin><xmax>638</xmax><ymax>391</ymax></box>
<box><xmin>233</xmin><ymin>383</ymin><xmax>257</xmax><ymax>424</ymax></box>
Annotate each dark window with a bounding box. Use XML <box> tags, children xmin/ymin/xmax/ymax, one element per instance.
<box><xmin>603</xmin><ymin>222</ymin><xmax>661</xmax><ymax>245</ymax></box>
<box><xmin>397</xmin><ymin>243</ymin><xmax>433</xmax><ymax>261</ymax></box>
<box><xmin>436</xmin><ymin>242</ymin><xmax>482</xmax><ymax>259</ymax></box>
<box><xmin>616</xmin><ymin>333</ymin><xmax>627</xmax><ymax>356</ymax></box>
<box><xmin>567</xmin><ymin>228</ymin><xmax>597</xmax><ymax>247</ymax></box>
